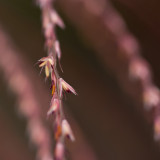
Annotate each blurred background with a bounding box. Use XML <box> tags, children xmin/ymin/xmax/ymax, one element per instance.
<box><xmin>0</xmin><ymin>0</ymin><xmax>160</xmax><ymax>160</ymax></box>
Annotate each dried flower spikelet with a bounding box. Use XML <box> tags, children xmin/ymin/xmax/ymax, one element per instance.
<box><xmin>119</xmin><ymin>35</ymin><xmax>139</xmax><ymax>57</ymax></box>
<box><xmin>37</xmin><ymin>142</ymin><xmax>53</xmax><ymax>160</ymax></box>
<box><xmin>28</xmin><ymin>119</ymin><xmax>49</xmax><ymax>147</ymax></box>
<box><xmin>50</xmin><ymin>80</ymin><xmax>56</xmax><ymax>96</ymax></box>
<box><xmin>52</xmin><ymin>84</ymin><xmax>56</xmax><ymax>96</ymax></box>
<box><xmin>37</xmin><ymin>150</ymin><xmax>53</xmax><ymax>160</ymax></box>
<box><xmin>143</xmin><ymin>86</ymin><xmax>160</xmax><ymax>110</ymax></box>
<box><xmin>47</xmin><ymin>98</ymin><xmax>60</xmax><ymax>116</ymax></box>
<box><xmin>62</xmin><ymin>119</ymin><xmax>75</xmax><ymax>141</ymax></box>
<box><xmin>55</xmin><ymin>141</ymin><xmax>64</xmax><ymax>160</ymax></box>
<box><xmin>37</xmin><ymin>0</ymin><xmax>51</xmax><ymax>8</ymax></box>
<box><xmin>51</xmin><ymin>70</ymin><xmax>56</xmax><ymax>83</ymax></box>
<box><xmin>55</xmin><ymin>124</ymin><xmax>62</xmax><ymax>140</ymax></box>
<box><xmin>39</xmin><ymin>56</ymin><xmax>54</xmax><ymax>67</ymax></box>
<box><xmin>19</xmin><ymin>98</ymin><xmax>38</xmax><ymax>117</ymax></box>
<box><xmin>59</xmin><ymin>78</ymin><xmax>77</xmax><ymax>97</ymax></box>
<box><xmin>54</xmin><ymin>40</ymin><xmax>61</xmax><ymax>60</ymax></box>
<box><xmin>129</xmin><ymin>59</ymin><xmax>150</xmax><ymax>81</ymax></box>
<box><xmin>38</xmin><ymin>56</ymin><xmax>54</xmax><ymax>78</ymax></box>
<box><xmin>154</xmin><ymin>116</ymin><xmax>160</xmax><ymax>141</ymax></box>
<box><xmin>50</xmin><ymin>10</ymin><xmax>65</xmax><ymax>29</ymax></box>
<box><xmin>44</xmin><ymin>23</ymin><xmax>54</xmax><ymax>40</ymax></box>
